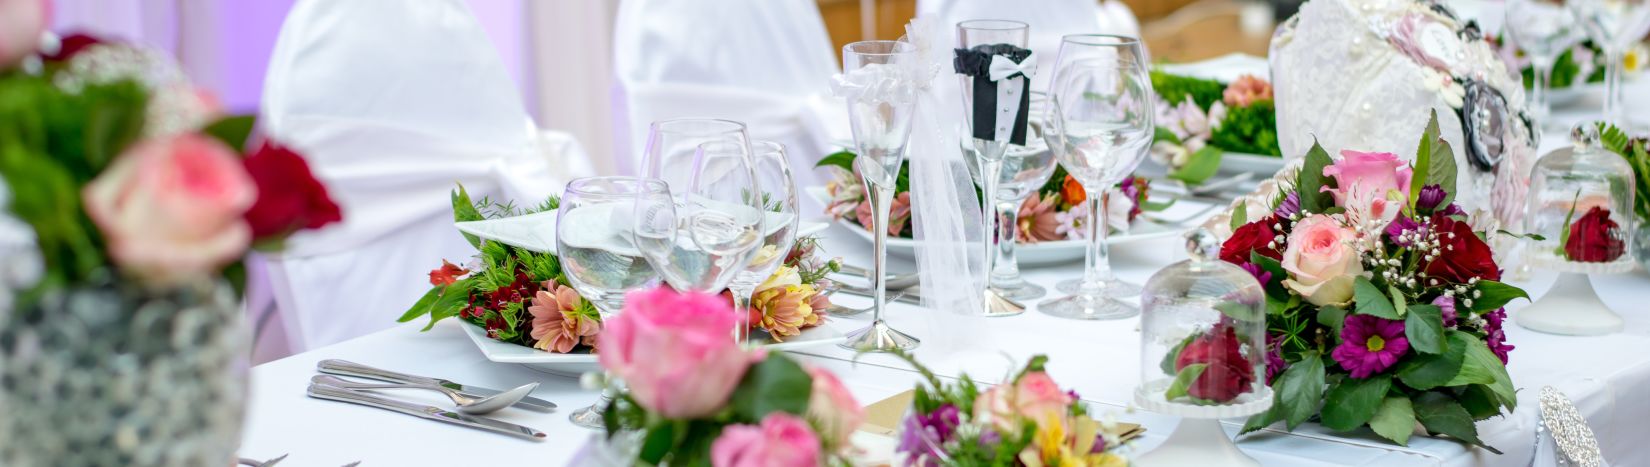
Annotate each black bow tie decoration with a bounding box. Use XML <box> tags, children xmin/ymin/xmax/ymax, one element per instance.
<box><xmin>954</xmin><ymin>44</ymin><xmax>1035</xmax><ymax>146</ymax></box>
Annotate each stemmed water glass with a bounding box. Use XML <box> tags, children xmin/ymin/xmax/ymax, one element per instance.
<box><xmin>837</xmin><ymin>40</ymin><xmax>920</xmax><ymax>351</ymax></box>
<box><xmin>1569</xmin><ymin>0</ymin><xmax>1650</xmax><ymax>129</ymax></box>
<box><xmin>724</xmin><ymin>140</ymin><xmax>800</xmax><ymax>345</ymax></box>
<box><xmin>1506</xmin><ymin>0</ymin><xmax>1583</xmax><ymax>126</ymax></box>
<box><xmin>634</xmin><ymin>119</ymin><xmax>766</xmax><ymax>298</ymax></box>
<box><xmin>1039</xmin><ymin>35</ymin><xmax>1155</xmax><ymax>320</ymax></box>
<box><xmin>957</xmin><ymin>19</ymin><xmax>1034</xmax><ymax>314</ymax></box>
<box><xmin>556</xmin><ymin>176</ymin><xmax>666</xmax><ymax>428</ymax></box>
<box><xmin>963</xmin><ymin>122</ymin><xmax>1057</xmax><ymax>300</ymax></box>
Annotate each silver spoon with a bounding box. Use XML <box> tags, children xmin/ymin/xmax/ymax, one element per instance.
<box><xmin>834</xmin><ymin>264</ymin><xmax>921</xmax><ymax>290</ymax></box>
<box><xmin>310</xmin><ymin>375</ymin><xmax>539</xmax><ymax>415</ymax></box>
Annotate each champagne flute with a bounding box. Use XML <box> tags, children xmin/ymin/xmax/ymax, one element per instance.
<box><xmin>837</xmin><ymin>40</ymin><xmax>920</xmax><ymax>352</ymax></box>
<box><xmin>1569</xmin><ymin>0</ymin><xmax>1650</xmax><ymax>129</ymax></box>
<box><xmin>724</xmin><ymin>140</ymin><xmax>800</xmax><ymax>345</ymax></box>
<box><xmin>556</xmin><ymin>176</ymin><xmax>665</xmax><ymax>428</ymax></box>
<box><xmin>956</xmin><ymin>19</ymin><xmax>1035</xmax><ymax>315</ymax></box>
<box><xmin>962</xmin><ymin>121</ymin><xmax>1057</xmax><ymax>300</ymax></box>
<box><xmin>1506</xmin><ymin>0</ymin><xmax>1582</xmax><ymax>126</ymax></box>
<box><xmin>1039</xmin><ymin>34</ymin><xmax>1155</xmax><ymax>320</ymax></box>
<box><xmin>634</xmin><ymin>120</ymin><xmax>765</xmax><ymax>298</ymax></box>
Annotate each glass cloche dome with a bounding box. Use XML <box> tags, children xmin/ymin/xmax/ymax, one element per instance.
<box><xmin>1137</xmin><ymin>229</ymin><xmax>1269</xmax><ymax>409</ymax></box>
<box><xmin>1525</xmin><ymin>123</ymin><xmax>1637</xmax><ymax>270</ymax></box>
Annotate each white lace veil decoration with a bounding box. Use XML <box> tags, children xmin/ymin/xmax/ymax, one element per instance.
<box><xmin>901</xmin><ymin>19</ymin><xmax>989</xmax><ymax>314</ymax></box>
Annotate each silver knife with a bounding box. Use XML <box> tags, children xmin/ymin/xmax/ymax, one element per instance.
<box><xmin>316</xmin><ymin>359</ymin><xmax>556</xmax><ymax>411</ymax></box>
<box><xmin>832</xmin><ymin>283</ymin><xmax>923</xmax><ymax>305</ymax></box>
<box><xmin>306</xmin><ymin>382</ymin><xmax>547</xmax><ymax>441</ymax></box>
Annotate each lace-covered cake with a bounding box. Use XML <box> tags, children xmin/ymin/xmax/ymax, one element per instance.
<box><xmin>1270</xmin><ymin>0</ymin><xmax>1537</xmax><ymax>235</ymax></box>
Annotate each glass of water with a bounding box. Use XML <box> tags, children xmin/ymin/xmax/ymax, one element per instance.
<box><xmin>634</xmin><ymin>119</ymin><xmax>766</xmax><ymax>297</ymax></box>
<box><xmin>723</xmin><ymin>141</ymin><xmax>800</xmax><ymax>345</ymax></box>
<box><xmin>962</xmin><ymin>122</ymin><xmax>1057</xmax><ymax>300</ymax></box>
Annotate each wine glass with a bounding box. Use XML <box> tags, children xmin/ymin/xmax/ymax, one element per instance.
<box><xmin>1569</xmin><ymin>0</ymin><xmax>1650</xmax><ymax>129</ymax></box>
<box><xmin>837</xmin><ymin>40</ymin><xmax>920</xmax><ymax>352</ymax></box>
<box><xmin>1506</xmin><ymin>0</ymin><xmax>1583</xmax><ymax>126</ymax></box>
<box><xmin>556</xmin><ymin>176</ymin><xmax>666</xmax><ymax>428</ymax></box>
<box><xmin>724</xmin><ymin>140</ymin><xmax>800</xmax><ymax>346</ymax></box>
<box><xmin>962</xmin><ymin>121</ymin><xmax>1057</xmax><ymax>300</ymax></box>
<box><xmin>1039</xmin><ymin>34</ymin><xmax>1155</xmax><ymax>320</ymax></box>
<box><xmin>956</xmin><ymin>19</ymin><xmax>1035</xmax><ymax>315</ymax></box>
<box><xmin>634</xmin><ymin>119</ymin><xmax>765</xmax><ymax>297</ymax></box>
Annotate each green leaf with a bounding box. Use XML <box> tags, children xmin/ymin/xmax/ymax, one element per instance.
<box><xmin>1321</xmin><ymin>374</ymin><xmax>1393</xmax><ymax>431</ymax></box>
<box><xmin>1250</xmin><ymin>252</ymin><xmax>1288</xmax><ymax>296</ymax></box>
<box><xmin>1161</xmin><ymin>334</ymin><xmax>1197</xmax><ymax>375</ymax></box>
<box><xmin>1214</xmin><ymin>301</ymin><xmax>1263</xmax><ymax>323</ymax></box>
<box><xmin>1296</xmin><ymin>141</ymin><xmax>1334</xmax><ymax>213</ymax></box>
<box><xmin>397</xmin><ymin>286</ymin><xmax>445</xmax><ymax>323</ymax></box>
<box><xmin>201</xmin><ymin>115</ymin><xmax>257</xmax><ymax>152</ymax></box>
<box><xmin>1164</xmin><ymin>363</ymin><xmax>1209</xmax><ymax>401</ymax></box>
<box><xmin>421</xmin><ymin>280</ymin><xmax>474</xmax><ymax>331</ymax></box>
<box><xmin>1396</xmin><ymin>331</ymin><xmax>1469</xmax><ymax>390</ymax></box>
<box><xmin>1352</xmin><ymin>277</ymin><xmax>1400</xmax><ymax>319</ymax></box>
<box><xmin>1447</xmin><ymin>332</ymin><xmax>1517</xmax><ymax>411</ymax></box>
<box><xmin>1404</xmin><ymin>304</ymin><xmax>1446</xmax><ymax>355</ymax></box>
<box><xmin>1418</xmin><ymin>110</ymin><xmax>1458</xmax><ymax>207</ymax></box>
<box><xmin>728</xmin><ymin>354</ymin><xmax>813</xmax><ymax>422</ymax></box>
<box><xmin>1390</xmin><ymin>286</ymin><xmax>1408</xmax><ymax>318</ymax></box>
<box><xmin>1369</xmin><ymin>396</ymin><xmax>1417</xmax><ymax>446</ymax></box>
<box><xmin>1275</xmin><ymin>352</ymin><xmax>1328</xmax><ymax>430</ymax></box>
<box><xmin>452</xmin><ymin>184</ymin><xmax>484</xmax><ymax>248</ymax></box>
<box><xmin>1469</xmin><ymin>281</ymin><xmax>1529</xmax><ymax>313</ymax></box>
<box><xmin>1414</xmin><ymin>391</ymin><xmax>1499</xmax><ymax>453</ymax></box>
<box><xmin>1230</xmin><ymin>199</ymin><xmax>1249</xmax><ymax>232</ymax></box>
<box><xmin>1241</xmin><ymin>405</ymin><xmax>1282</xmax><ymax>435</ymax></box>
<box><xmin>1154</xmin><ymin>126</ymin><xmax>1183</xmax><ymax>145</ymax></box>
<box><xmin>1459</xmin><ymin>384</ymin><xmax>1504</xmax><ymax>420</ymax></box>
<box><xmin>638</xmin><ymin>420</ymin><xmax>680</xmax><ymax>464</ymax></box>
<box><xmin>1168</xmin><ymin>146</ymin><xmax>1225</xmax><ymax>185</ymax></box>
<box><xmin>814</xmin><ymin>150</ymin><xmax>857</xmax><ymax>173</ymax></box>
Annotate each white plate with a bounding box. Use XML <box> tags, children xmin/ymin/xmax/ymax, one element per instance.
<box><xmin>461</xmin><ymin>319</ymin><xmax>849</xmax><ymax>377</ymax></box>
<box><xmin>804</xmin><ymin>186</ymin><xmax>1183</xmax><ymax>266</ymax></box>
<box><xmin>455</xmin><ymin>212</ymin><xmax>827</xmax><ymax>254</ymax></box>
<box><xmin>1158</xmin><ymin>53</ymin><xmax>1270</xmax><ymax>83</ymax></box>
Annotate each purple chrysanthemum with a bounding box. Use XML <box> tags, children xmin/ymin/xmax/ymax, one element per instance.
<box><xmin>1239</xmin><ymin>262</ymin><xmax>1272</xmax><ymax>286</ymax></box>
<box><xmin>1384</xmin><ymin>215</ymin><xmax>1424</xmax><ymax>246</ymax></box>
<box><xmin>1431</xmin><ymin>295</ymin><xmax>1458</xmax><ymax>327</ymax></box>
<box><xmin>1264</xmin><ymin>333</ymin><xmax>1288</xmax><ymax>384</ymax></box>
<box><xmin>897</xmin><ymin>404</ymin><xmax>961</xmax><ymax>464</ymax></box>
<box><xmin>1484</xmin><ymin>308</ymin><xmax>1514</xmax><ymax>364</ymax></box>
<box><xmin>1331</xmin><ymin>314</ymin><xmax>1410</xmax><ymax>378</ymax></box>
<box><xmin>1274</xmin><ymin>191</ymin><xmax>1301</xmax><ymax>219</ymax></box>
<box><xmin>1416</xmin><ymin>184</ymin><xmax>1447</xmax><ymax>213</ymax></box>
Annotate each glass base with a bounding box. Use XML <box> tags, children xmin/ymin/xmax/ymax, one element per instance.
<box><xmin>1037</xmin><ymin>293</ymin><xmax>1140</xmax><ymax>320</ymax></box>
<box><xmin>992</xmin><ymin>281</ymin><xmax>1047</xmax><ymax>301</ymax></box>
<box><xmin>569</xmin><ymin>395</ymin><xmax>610</xmax><ymax>429</ymax></box>
<box><xmin>1056</xmin><ymin>277</ymin><xmax>1142</xmax><ymax>298</ymax></box>
<box><xmin>981</xmin><ymin>288</ymin><xmax>1028</xmax><ymax>317</ymax></box>
<box><xmin>839</xmin><ymin>320</ymin><xmax>920</xmax><ymax>352</ymax></box>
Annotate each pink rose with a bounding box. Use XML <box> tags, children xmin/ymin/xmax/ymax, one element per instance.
<box><xmin>711</xmin><ymin>413</ymin><xmax>821</xmax><ymax>467</ymax></box>
<box><xmin>598</xmin><ymin>287</ymin><xmax>757</xmax><ymax>419</ymax></box>
<box><xmin>973</xmin><ymin>371</ymin><xmax>1073</xmax><ymax>433</ymax></box>
<box><xmin>806</xmin><ymin>366</ymin><xmax>863</xmax><ymax>449</ymax></box>
<box><xmin>0</xmin><ymin>0</ymin><xmax>48</xmax><ymax>69</ymax></box>
<box><xmin>1323</xmin><ymin>150</ymin><xmax>1412</xmax><ymax>229</ymax></box>
<box><xmin>83</xmin><ymin>134</ymin><xmax>256</xmax><ymax>285</ymax></box>
<box><xmin>855</xmin><ymin>191</ymin><xmax>912</xmax><ymax>236</ymax></box>
<box><xmin>1281</xmin><ymin>215</ymin><xmax>1363</xmax><ymax>306</ymax></box>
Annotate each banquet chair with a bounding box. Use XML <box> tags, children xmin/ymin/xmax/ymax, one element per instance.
<box><xmin>916</xmin><ymin>0</ymin><xmax>1142</xmax><ymax>93</ymax></box>
<box><xmin>249</xmin><ymin>0</ymin><xmax>585</xmax><ymax>356</ymax></box>
<box><xmin>612</xmin><ymin>0</ymin><xmax>847</xmax><ymax>213</ymax></box>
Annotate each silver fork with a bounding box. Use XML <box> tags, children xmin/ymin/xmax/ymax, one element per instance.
<box><xmin>237</xmin><ymin>454</ymin><xmax>287</xmax><ymax>467</ymax></box>
<box><xmin>819</xmin><ymin>284</ymin><xmax>907</xmax><ymax>317</ymax></box>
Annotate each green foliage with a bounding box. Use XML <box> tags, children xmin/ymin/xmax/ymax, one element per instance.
<box><xmin>728</xmin><ymin>354</ymin><xmax>814</xmax><ymax>421</ymax></box>
<box><xmin>1447</xmin><ymin>331</ymin><xmax>1517</xmax><ymax>411</ymax></box>
<box><xmin>1404</xmin><ymin>304</ymin><xmax>1446</xmax><ymax>355</ymax></box>
<box><xmin>1168</xmin><ymin>146</ymin><xmax>1224</xmax><ymax>184</ymax></box>
<box><xmin>1295</xmin><ymin>141</ymin><xmax>1334</xmax><ymax>213</ymax></box>
<box><xmin>402</xmin><ymin>190</ymin><xmax>566</xmax><ymax>334</ymax></box>
<box><xmin>1369</xmin><ymin>396</ymin><xmax>1417</xmax><ymax>445</ymax></box>
<box><xmin>1320</xmin><ymin>374</ymin><xmax>1392</xmax><ymax>431</ymax></box>
<box><xmin>1396</xmin><ymin>331</ymin><xmax>1470</xmax><ymax>390</ymax></box>
<box><xmin>1415</xmin><ymin>110</ymin><xmax>1458</xmax><ymax>208</ymax></box>
<box><xmin>1352</xmin><ymin>277</ymin><xmax>1400</xmax><ymax>319</ymax></box>
<box><xmin>1209</xmin><ymin>100</ymin><xmax>1281</xmax><ymax>156</ymax></box>
<box><xmin>1164</xmin><ymin>363</ymin><xmax>1208</xmax><ymax>401</ymax></box>
<box><xmin>1469</xmin><ymin>281</ymin><xmax>1528</xmax><ymax>313</ymax></box>
<box><xmin>1598</xmin><ymin>123</ymin><xmax>1650</xmax><ymax>223</ymax></box>
<box><xmin>1415</xmin><ymin>391</ymin><xmax>1499</xmax><ymax>453</ymax></box>
<box><xmin>201</xmin><ymin>115</ymin><xmax>257</xmax><ymax>151</ymax></box>
<box><xmin>1273</xmin><ymin>352</ymin><xmax>1327</xmax><ymax>430</ymax></box>
<box><xmin>1150</xmin><ymin>70</ymin><xmax>1226</xmax><ymax>110</ymax></box>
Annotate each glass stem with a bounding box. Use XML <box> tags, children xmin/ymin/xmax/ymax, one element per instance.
<box><xmin>1082</xmin><ymin>189</ymin><xmax>1114</xmax><ymax>291</ymax></box>
<box><xmin>1531</xmin><ymin>55</ymin><xmax>1553</xmax><ymax>125</ymax></box>
<box><xmin>979</xmin><ymin>153</ymin><xmax>1004</xmax><ymax>292</ymax></box>
<box><xmin>730</xmin><ymin>285</ymin><xmax>753</xmax><ymax>346</ymax></box>
<box><xmin>992</xmin><ymin>197</ymin><xmax>1025</xmax><ymax>288</ymax></box>
<box><xmin>1604</xmin><ymin>49</ymin><xmax>1626</xmax><ymax>127</ymax></box>
<box><xmin>867</xmin><ymin>181</ymin><xmax>894</xmax><ymax>324</ymax></box>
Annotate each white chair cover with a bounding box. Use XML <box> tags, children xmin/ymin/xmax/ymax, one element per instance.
<box><xmin>254</xmin><ymin>0</ymin><xmax>574</xmax><ymax>352</ymax></box>
<box><xmin>612</xmin><ymin>0</ymin><xmax>846</xmax><ymax>213</ymax></box>
<box><xmin>917</xmin><ymin>0</ymin><xmax>1142</xmax><ymax>93</ymax></box>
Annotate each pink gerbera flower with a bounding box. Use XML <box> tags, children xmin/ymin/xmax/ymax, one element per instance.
<box><xmin>1331</xmin><ymin>314</ymin><xmax>1409</xmax><ymax>378</ymax></box>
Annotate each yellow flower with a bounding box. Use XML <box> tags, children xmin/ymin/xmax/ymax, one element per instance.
<box><xmin>747</xmin><ymin>244</ymin><xmax>781</xmax><ymax>269</ymax></box>
<box><xmin>755</xmin><ymin>265</ymin><xmax>802</xmax><ymax>294</ymax></box>
<box><xmin>751</xmin><ymin>283</ymin><xmax>819</xmax><ymax>342</ymax></box>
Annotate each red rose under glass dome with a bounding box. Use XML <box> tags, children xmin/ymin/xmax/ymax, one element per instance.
<box><xmin>1138</xmin><ymin>229</ymin><xmax>1269</xmax><ymax>408</ymax></box>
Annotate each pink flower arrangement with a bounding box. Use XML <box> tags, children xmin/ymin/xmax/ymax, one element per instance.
<box><xmin>82</xmin><ymin>134</ymin><xmax>256</xmax><ymax>286</ymax></box>
<box><xmin>711</xmin><ymin>413</ymin><xmax>822</xmax><ymax>467</ymax></box>
<box><xmin>598</xmin><ymin>287</ymin><xmax>759</xmax><ymax>419</ymax></box>
<box><xmin>1322</xmin><ymin>150</ymin><xmax>1412</xmax><ymax>230</ymax></box>
<box><xmin>855</xmin><ymin>191</ymin><xmax>912</xmax><ymax>236</ymax></box>
<box><xmin>526</xmin><ymin>282</ymin><xmax>599</xmax><ymax>353</ymax></box>
<box><xmin>1279</xmin><ymin>214</ymin><xmax>1363</xmax><ymax>306</ymax></box>
<box><xmin>974</xmin><ymin>370</ymin><xmax>1073</xmax><ymax>433</ymax></box>
<box><xmin>1330</xmin><ymin>314</ymin><xmax>1410</xmax><ymax>379</ymax></box>
<box><xmin>1017</xmin><ymin>193</ymin><xmax>1063</xmax><ymax>242</ymax></box>
<box><xmin>1223</xmin><ymin>74</ymin><xmax>1273</xmax><ymax>107</ymax></box>
<box><xmin>806</xmin><ymin>366</ymin><xmax>864</xmax><ymax>448</ymax></box>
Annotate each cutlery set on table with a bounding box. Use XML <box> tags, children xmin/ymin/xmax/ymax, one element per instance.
<box><xmin>304</xmin><ymin>359</ymin><xmax>554</xmax><ymax>441</ymax></box>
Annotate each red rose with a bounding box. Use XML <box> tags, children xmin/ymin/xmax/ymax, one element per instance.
<box><xmin>44</xmin><ymin>33</ymin><xmax>105</xmax><ymax>62</ymax></box>
<box><xmin>1564</xmin><ymin>206</ymin><xmax>1626</xmax><ymax>262</ymax></box>
<box><xmin>1219</xmin><ymin>216</ymin><xmax>1282</xmax><ymax>265</ymax></box>
<box><xmin>1423</xmin><ymin>214</ymin><xmax>1500</xmax><ymax>283</ymax></box>
<box><xmin>242</xmin><ymin>141</ymin><xmax>342</xmax><ymax>240</ymax></box>
<box><xmin>1174</xmin><ymin>324</ymin><xmax>1256</xmax><ymax>402</ymax></box>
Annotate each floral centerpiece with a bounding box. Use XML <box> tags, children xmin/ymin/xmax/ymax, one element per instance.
<box><xmin>1150</xmin><ymin>71</ymin><xmax>1281</xmax><ymax>184</ymax></box>
<box><xmin>893</xmin><ymin>353</ymin><xmax>1130</xmax><ymax>467</ymax></box>
<box><xmin>0</xmin><ymin>28</ymin><xmax>341</xmax><ymax>465</ymax></box>
<box><xmin>398</xmin><ymin>186</ymin><xmax>840</xmax><ymax>353</ymax></box>
<box><xmin>1224</xmin><ymin>111</ymin><xmax>1527</xmax><ymax>452</ymax></box>
<box><xmin>819</xmin><ymin>152</ymin><xmax>1159</xmax><ymax>243</ymax></box>
<box><xmin>580</xmin><ymin>287</ymin><xmax>863</xmax><ymax>466</ymax></box>
<box><xmin>1490</xmin><ymin>35</ymin><xmax>1648</xmax><ymax>91</ymax></box>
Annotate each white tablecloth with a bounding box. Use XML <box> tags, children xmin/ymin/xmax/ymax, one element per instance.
<box><xmin>239</xmin><ymin>76</ymin><xmax>1650</xmax><ymax>466</ymax></box>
